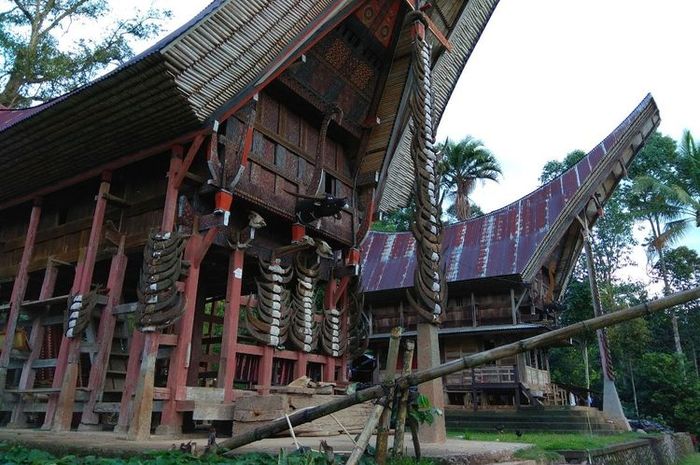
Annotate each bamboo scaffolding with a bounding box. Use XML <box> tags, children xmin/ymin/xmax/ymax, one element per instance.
<box><xmin>221</xmin><ymin>286</ymin><xmax>700</xmax><ymax>453</ymax></box>
<box><xmin>393</xmin><ymin>340</ymin><xmax>415</xmax><ymax>457</ymax></box>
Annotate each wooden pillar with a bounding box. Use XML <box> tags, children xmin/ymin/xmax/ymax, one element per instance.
<box><xmin>42</xmin><ymin>256</ymin><xmax>85</xmax><ymax>430</ymax></box>
<box><xmin>51</xmin><ymin>173</ymin><xmax>112</xmax><ymax>432</ymax></box>
<box><xmin>115</xmin><ymin>330</ymin><xmax>145</xmax><ymax>434</ymax></box>
<box><xmin>8</xmin><ymin>261</ymin><xmax>57</xmax><ymax>427</ymax></box>
<box><xmin>156</xmin><ymin>232</ymin><xmax>211</xmax><ymax>435</ymax></box>
<box><xmin>294</xmin><ymin>353</ymin><xmax>308</xmax><ymax>380</ymax></box>
<box><xmin>126</xmin><ymin>147</ymin><xmax>184</xmax><ymax>439</ymax></box>
<box><xmin>0</xmin><ymin>199</ymin><xmax>42</xmax><ymax>393</ymax></box>
<box><xmin>258</xmin><ymin>346</ymin><xmax>274</xmax><ymax>395</ymax></box>
<box><xmin>218</xmin><ymin>248</ymin><xmax>245</xmax><ymax>402</ymax></box>
<box><xmin>582</xmin><ymin>228</ymin><xmax>630</xmax><ymax>430</ymax></box>
<box><xmin>79</xmin><ymin>238</ymin><xmax>128</xmax><ymax>430</ymax></box>
<box><xmin>186</xmin><ymin>293</ymin><xmax>207</xmax><ymax>387</ymax></box>
<box><xmin>416</xmin><ymin>323</ymin><xmax>446</xmax><ymax>443</ymax></box>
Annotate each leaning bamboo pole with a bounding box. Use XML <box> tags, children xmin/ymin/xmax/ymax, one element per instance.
<box><xmin>221</xmin><ymin>287</ymin><xmax>700</xmax><ymax>453</ymax></box>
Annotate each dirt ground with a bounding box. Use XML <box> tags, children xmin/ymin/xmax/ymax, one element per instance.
<box><xmin>0</xmin><ymin>428</ymin><xmax>529</xmax><ymax>464</ymax></box>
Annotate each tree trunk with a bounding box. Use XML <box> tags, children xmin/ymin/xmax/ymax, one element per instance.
<box><xmin>657</xmin><ymin>246</ymin><xmax>683</xmax><ymax>355</ymax></box>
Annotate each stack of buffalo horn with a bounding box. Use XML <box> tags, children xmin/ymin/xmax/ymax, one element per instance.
<box><xmin>65</xmin><ymin>291</ymin><xmax>98</xmax><ymax>338</ymax></box>
<box><xmin>245</xmin><ymin>258</ymin><xmax>292</xmax><ymax>346</ymax></box>
<box><xmin>136</xmin><ymin>231</ymin><xmax>188</xmax><ymax>330</ymax></box>
<box><xmin>289</xmin><ymin>242</ymin><xmax>326</xmax><ymax>352</ymax></box>
<box><xmin>405</xmin><ymin>20</ymin><xmax>447</xmax><ymax>324</ymax></box>
<box><xmin>346</xmin><ymin>280</ymin><xmax>369</xmax><ymax>358</ymax></box>
<box><xmin>318</xmin><ymin>241</ymin><xmax>345</xmax><ymax>357</ymax></box>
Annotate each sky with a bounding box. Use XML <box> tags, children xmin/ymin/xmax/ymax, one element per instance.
<box><xmin>100</xmin><ymin>1</ymin><xmax>700</xmax><ymax>288</ymax></box>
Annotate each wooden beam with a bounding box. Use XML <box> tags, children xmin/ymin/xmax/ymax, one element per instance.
<box><xmin>0</xmin><ymin>199</ymin><xmax>41</xmax><ymax>395</ymax></box>
<box><xmin>218</xmin><ymin>248</ymin><xmax>245</xmax><ymax>403</ymax></box>
<box><xmin>8</xmin><ymin>261</ymin><xmax>57</xmax><ymax>427</ymax></box>
<box><xmin>79</xmin><ymin>238</ymin><xmax>128</xmax><ymax>430</ymax></box>
<box><xmin>156</xmin><ymin>233</ymin><xmax>206</xmax><ymax>435</ymax></box>
<box><xmin>221</xmin><ymin>286</ymin><xmax>700</xmax><ymax>452</ymax></box>
<box><xmin>173</xmin><ymin>135</ymin><xmax>205</xmax><ymax>190</ymax></box>
<box><xmin>52</xmin><ymin>173</ymin><xmax>112</xmax><ymax>432</ymax></box>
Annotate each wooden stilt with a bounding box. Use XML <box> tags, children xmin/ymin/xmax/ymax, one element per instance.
<box><xmin>79</xmin><ymin>238</ymin><xmax>128</xmax><ymax>430</ymax></box>
<box><xmin>393</xmin><ymin>340</ymin><xmax>415</xmax><ymax>457</ymax></box>
<box><xmin>375</xmin><ymin>327</ymin><xmax>402</xmax><ymax>465</ymax></box>
<box><xmin>0</xmin><ymin>199</ymin><xmax>42</xmax><ymax>395</ymax></box>
<box><xmin>258</xmin><ymin>345</ymin><xmax>274</xmax><ymax>395</ymax></box>
<box><xmin>115</xmin><ymin>330</ymin><xmax>145</xmax><ymax>434</ymax></box>
<box><xmin>156</xmin><ymin>228</ymin><xmax>215</xmax><ymax>435</ymax></box>
<box><xmin>8</xmin><ymin>261</ymin><xmax>58</xmax><ymax>427</ymax></box>
<box><xmin>127</xmin><ymin>145</ymin><xmax>203</xmax><ymax>438</ymax></box>
<box><xmin>218</xmin><ymin>248</ymin><xmax>245</xmax><ymax>402</ymax></box>
<box><xmin>42</xmin><ymin>256</ymin><xmax>85</xmax><ymax>430</ymax></box>
<box><xmin>52</xmin><ymin>174</ymin><xmax>112</xmax><ymax>432</ymax></box>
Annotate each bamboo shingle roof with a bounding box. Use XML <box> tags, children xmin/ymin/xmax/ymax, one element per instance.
<box><xmin>0</xmin><ymin>0</ymin><xmax>497</xmax><ymax>210</ymax></box>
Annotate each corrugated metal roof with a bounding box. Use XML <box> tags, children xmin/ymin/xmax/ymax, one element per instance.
<box><xmin>360</xmin><ymin>94</ymin><xmax>659</xmax><ymax>294</ymax></box>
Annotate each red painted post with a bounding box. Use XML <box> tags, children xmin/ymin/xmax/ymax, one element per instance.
<box><xmin>126</xmin><ymin>147</ymin><xmax>184</xmax><ymax>438</ymax></box>
<box><xmin>156</xmin><ymin>235</ymin><xmax>204</xmax><ymax>435</ymax></box>
<box><xmin>258</xmin><ymin>346</ymin><xmax>274</xmax><ymax>395</ymax></box>
<box><xmin>291</xmin><ymin>223</ymin><xmax>306</xmax><ymax>242</ymax></box>
<box><xmin>52</xmin><ymin>173</ymin><xmax>112</xmax><ymax>432</ymax></box>
<box><xmin>9</xmin><ymin>261</ymin><xmax>58</xmax><ymax>427</ymax></box>
<box><xmin>0</xmin><ymin>199</ymin><xmax>42</xmax><ymax>393</ymax></box>
<box><xmin>339</xmin><ymin>290</ymin><xmax>349</xmax><ymax>383</ymax></box>
<box><xmin>218</xmin><ymin>248</ymin><xmax>245</xmax><ymax>402</ymax></box>
<box><xmin>79</xmin><ymin>238</ymin><xmax>128</xmax><ymax>430</ymax></box>
<box><xmin>42</xmin><ymin>256</ymin><xmax>85</xmax><ymax>430</ymax></box>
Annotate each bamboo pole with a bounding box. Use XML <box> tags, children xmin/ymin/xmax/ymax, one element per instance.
<box><xmin>393</xmin><ymin>340</ymin><xmax>415</xmax><ymax>457</ymax></box>
<box><xmin>221</xmin><ymin>287</ymin><xmax>700</xmax><ymax>453</ymax></box>
<box><xmin>376</xmin><ymin>327</ymin><xmax>402</xmax><ymax>465</ymax></box>
<box><xmin>346</xmin><ymin>400</ymin><xmax>386</xmax><ymax>465</ymax></box>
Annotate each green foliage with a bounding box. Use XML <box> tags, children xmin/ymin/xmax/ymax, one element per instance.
<box><xmin>438</xmin><ymin>136</ymin><xmax>501</xmax><ymax>221</ymax></box>
<box><xmin>633</xmin><ymin>352</ymin><xmax>700</xmax><ymax>434</ymax></box>
<box><xmin>407</xmin><ymin>393</ymin><xmax>442</xmax><ymax>426</ymax></box>
<box><xmin>538</xmin><ymin>149</ymin><xmax>586</xmax><ymax>185</ymax></box>
<box><xmin>371</xmin><ymin>198</ymin><xmax>414</xmax><ymax>232</ymax></box>
<box><xmin>679</xmin><ymin>454</ymin><xmax>700</xmax><ymax>465</ymax></box>
<box><xmin>0</xmin><ymin>0</ymin><xmax>171</xmax><ymax>108</ymax></box>
<box><xmin>0</xmin><ymin>444</ymin><xmax>436</xmax><ymax>465</ymax></box>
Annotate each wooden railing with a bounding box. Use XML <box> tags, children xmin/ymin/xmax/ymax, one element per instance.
<box><xmin>445</xmin><ymin>365</ymin><xmax>516</xmax><ymax>386</ymax></box>
<box><xmin>524</xmin><ymin>365</ymin><xmax>550</xmax><ymax>389</ymax></box>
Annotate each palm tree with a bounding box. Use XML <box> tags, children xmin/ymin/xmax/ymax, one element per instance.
<box><xmin>438</xmin><ymin>136</ymin><xmax>502</xmax><ymax>221</ymax></box>
<box><xmin>627</xmin><ymin>176</ymin><xmax>684</xmax><ymax>353</ymax></box>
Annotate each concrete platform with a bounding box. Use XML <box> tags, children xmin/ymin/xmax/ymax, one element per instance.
<box><xmin>0</xmin><ymin>428</ymin><xmax>530</xmax><ymax>464</ymax></box>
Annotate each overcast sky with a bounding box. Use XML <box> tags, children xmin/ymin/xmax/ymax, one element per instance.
<box><xmin>109</xmin><ymin>0</ymin><xmax>699</xmax><ymax>288</ymax></box>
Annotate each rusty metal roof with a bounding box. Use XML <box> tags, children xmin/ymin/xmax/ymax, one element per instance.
<box><xmin>360</xmin><ymin>94</ymin><xmax>659</xmax><ymax>294</ymax></box>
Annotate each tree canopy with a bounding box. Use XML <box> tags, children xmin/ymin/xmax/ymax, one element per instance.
<box><xmin>0</xmin><ymin>0</ymin><xmax>170</xmax><ymax>108</ymax></box>
<box><xmin>438</xmin><ymin>136</ymin><xmax>501</xmax><ymax>221</ymax></box>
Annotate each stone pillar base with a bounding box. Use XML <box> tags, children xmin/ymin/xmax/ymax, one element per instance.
<box><xmin>155</xmin><ymin>423</ymin><xmax>183</xmax><ymax>437</ymax></box>
<box><xmin>603</xmin><ymin>377</ymin><xmax>631</xmax><ymax>431</ymax></box>
<box><xmin>77</xmin><ymin>422</ymin><xmax>103</xmax><ymax>432</ymax></box>
<box><xmin>416</xmin><ymin>323</ymin><xmax>446</xmax><ymax>444</ymax></box>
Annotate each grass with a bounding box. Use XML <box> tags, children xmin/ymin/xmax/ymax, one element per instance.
<box><xmin>679</xmin><ymin>454</ymin><xmax>700</xmax><ymax>465</ymax></box>
<box><xmin>452</xmin><ymin>431</ymin><xmax>649</xmax><ymax>462</ymax></box>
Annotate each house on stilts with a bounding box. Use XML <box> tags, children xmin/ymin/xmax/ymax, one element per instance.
<box><xmin>0</xmin><ymin>0</ymin><xmax>659</xmax><ymax>438</ymax></box>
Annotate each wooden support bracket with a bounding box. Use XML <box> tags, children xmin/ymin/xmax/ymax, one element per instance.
<box><xmin>173</xmin><ymin>135</ymin><xmax>205</xmax><ymax>190</ymax></box>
